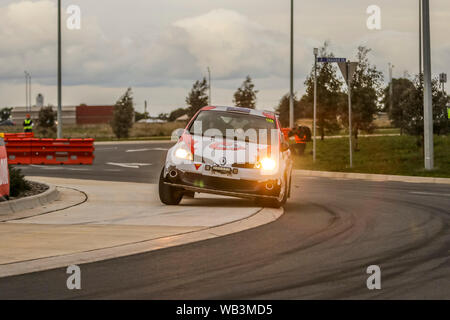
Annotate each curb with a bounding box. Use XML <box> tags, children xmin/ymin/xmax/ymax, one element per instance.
<box><xmin>0</xmin><ymin>183</ymin><xmax>59</xmax><ymax>215</ymax></box>
<box><xmin>0</xmin><ymin>207</ymin><xmax>283</xmax><ymax>278</ymax></box>
<box><xmin>293</xmin><ymin>169</ymin><xmax>450</xmax><ymax>185</ymax></box>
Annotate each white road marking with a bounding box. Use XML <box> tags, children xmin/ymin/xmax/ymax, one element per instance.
<box><xmin>29</xmin><ymin>165</ymin><xmax>64</xmax><ymax>170</ymax></box>
<box><xmin>126</xmin><ymin>148</ymin><xmax>152</xmax><ymax>153</ymax></box>
<box><xmin>126</xmin><ymin>148</ymin><xmax>169</xmax><ymax>152</ymax></box>
<box><xmin>96</xmin><ymin>147</ymin><xmax>118</xmax><ymax>151</ymax></box>
<box><xmin>410</xmin><ymin>191</ymin><xmax>450</xmax><ymax>197</ymax></box>
<box><xmin>151</xmin><ymin>147</ymin><xmax>170</xmax><ymax>151</ymax></box>
<box><xmin>67</xmin><ymin>168</ymin><xmax>91</xmax><ymax>171</ymax></box>
<box><xmin>106</xmin><ymin>162</ymin><xmax>152</xmax><ymax>169</ymax></box>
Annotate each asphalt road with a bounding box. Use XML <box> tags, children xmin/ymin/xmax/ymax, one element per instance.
<box><xmin>0</xmin><ymin>142</ymin><xmax>449</xmax><ymax>299</ymax></box>
<box><xmin>16</xmin><ymin>142</ymin><xmax>174</xmax><ymax>183</ymax></box>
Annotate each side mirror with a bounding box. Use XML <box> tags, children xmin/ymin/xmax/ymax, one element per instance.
<box><xmin>281</xmin><ymin>141</ymin><xmax>290</xmax><ymax>152</ymax></box>
<box><xmin>172</xmin><ymin>128</ymin><xmax>185</xmax><ymax>141</ymax></box>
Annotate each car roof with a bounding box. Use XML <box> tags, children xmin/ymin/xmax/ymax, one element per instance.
<box><xmin>200</xmin><ymin>106</ymin><xmax>277</xmax><ymax>119</ymax></box>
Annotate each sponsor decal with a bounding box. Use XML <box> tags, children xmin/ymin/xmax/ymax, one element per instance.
<box><xmin>209</xmin><ymin>141</ymin><xmax>245</xmax><ymax>151</ymax></box>
<box><xmin>194</xmin><ymin>164</ymin><xmax>202</xmax><ymax>170</ymax></box>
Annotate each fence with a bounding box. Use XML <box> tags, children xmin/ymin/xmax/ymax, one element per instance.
<box><xmin>4</xmin><ymin>138</ymin><xmax>95</xmax><ymax>165</ymax></box>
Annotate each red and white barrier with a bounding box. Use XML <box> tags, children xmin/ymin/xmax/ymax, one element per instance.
<box><xmin>5</xmin><ymin>138</ymin><xmax>95</xmax><ymax>165</ymax></box>
<box><xmin>0</xmin><ymin>139</ymin><xmax>10</xmax><ymax>198</ymax></box>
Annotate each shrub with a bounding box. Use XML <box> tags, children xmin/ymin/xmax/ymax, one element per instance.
<box><xmin>36</xmin><ymin>105</ymin><xmax>57</xmax><ymax>138</ymax></box>
<box><xmin>8</xmin><ymin>166</ymin><xmax>30</xmax><ymax>197</ymax></box>
<box><xmin>111</xmin><ymin>88</ymin><xmax>134</xmax><ymax>139</ymax></box>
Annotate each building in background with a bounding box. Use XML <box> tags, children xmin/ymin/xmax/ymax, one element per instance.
<box><xmin>8</xmin><ymin>96</ymin><xmax>115</xmax><ymax>125</ymax></box>
<box><xmin>36</xmin><ymin>94</ymin><xmax>44</xmax><ymax>108</ymax></box>
<box><xmin>76</xmin><ymin>105</ymin><xmax>114</xmax><ymax>125</ymax></box>
<box><xmin>11</xmin><ymin>105</ymin><xmax>76</xmax><ymax>125</ymax></box>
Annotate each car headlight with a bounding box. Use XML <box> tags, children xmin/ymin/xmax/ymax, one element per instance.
<box><xmin>175</xmin><ymin>147</ymin><xmax>193</xmax><ymax>161</ymax></box>
<box><xmin>255</xmin><ymin>157</ymin><xmax>276</xmax><ymax>171</ymax></box>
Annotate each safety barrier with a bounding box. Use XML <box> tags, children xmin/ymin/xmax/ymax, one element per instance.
<box><xmin>5</xmin><ymin>138</ymin><xmax>95</xmax><ymax>165</ymax></box>
<box><xmin>0</xmin><ymin>132</ymin><xmax>34</xmax><ymax>139</ymax></box>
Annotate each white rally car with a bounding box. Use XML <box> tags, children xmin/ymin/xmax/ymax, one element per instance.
<box><xmin>159</xmin><ymin>106</ymin><xmax>293</xmax><ymax>208</ymax></box>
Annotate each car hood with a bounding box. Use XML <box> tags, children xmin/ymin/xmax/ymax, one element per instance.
<box><xmin>182</xmin><ymin>135</ymin><xmax>274</xmax><ymax>166</ymax></box>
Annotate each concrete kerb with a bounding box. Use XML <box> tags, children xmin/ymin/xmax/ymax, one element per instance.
<box><xmin>0</xmin><ymin>184</ymin><xmax>59</xmax><ymax>215</ymax></box>
<box><xmin>294</xmin><ymin>169</ymin><xmax>450</xmax><ymax>185</ymax></box>
<box><xmin>0</xmin><ymin>206</ymin><xmax>283</xmax><ymax>278</ymax></box>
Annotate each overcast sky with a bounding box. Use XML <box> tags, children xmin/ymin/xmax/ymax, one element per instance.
<box><xmin>0</xmin><ymin>0</ymin><xmax>449</xmax><ymax>115</ymax></box>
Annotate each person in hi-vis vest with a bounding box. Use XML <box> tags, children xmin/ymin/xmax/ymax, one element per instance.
<box><xmin>23</xmin><ymin>114</ymin><xmax>33</xmax><ymax>133</ymax></box>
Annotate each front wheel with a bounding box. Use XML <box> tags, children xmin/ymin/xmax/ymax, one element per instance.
<box><xmin>256</xmin><ymin>174</ymin><xmax>289</xmax><ymax>208</ymax></box>
<box><xmin>159</xmin><ymin>168</ymin><xmax>183</xmax><ymax>205</ymax></box>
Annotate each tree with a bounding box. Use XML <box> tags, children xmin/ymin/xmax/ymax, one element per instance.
<box><xmin>399</xmin><ymin>75</ymin><xmax>450</xmax><ymax>144</ymax></box>
<box><xmin>36</xmin><ymin>105</ymin><xmax>57</xmax><ymax>138</ymax></box>
<box><xmin>186</xmin><ymin>78</ymin><xmax>208</xmax><ymax>117</ymax></box>
<box><xmin>303</xmin><ymin>42</ymin><xmax>343</xmax><ymax>139</ymax></box>
<box><xmin>111</xmin><ymin>88</ymin><xmax>134</xmax><ymax>139</ymax></box>
<box><xmin>0</xmin><ymin>107</ymin><xmax>12</xmax><ymax>122</ymax></box>
<box><xmin>157</xmin><ymin>113</ymin><xmax>169</xmax><ymax>121</ymax></box>
<box><xmin>341</xmin><ymin>46</ymin><xmax>383</xmax><ymax>150</ymax></box>
<box><xmin>135</xmin><ymin>111</ymin><xmax>149</xmax><ymax>122</ymax></box>
<box><xmin>275</xmin><ymin>93</ymin><xmax>309</xmax><ymax>127</ymax></box>
<box><xmin>383</xmin><ymin>78</ymin><xmax>415</xmax><ymax>135</ymax></box>
<box><xmin>233</xmin><ymin>76</ymin><xmax>258</xmax><ymax>109</ymax></box>
<box><xmin>168</xmin><ymin>107</ymin><xmax>188</xmax><ymax>122</ymax></box>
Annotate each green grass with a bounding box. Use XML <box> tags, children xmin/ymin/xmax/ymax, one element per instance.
<box><xmin>294</xmin><ymin>135</ymin><xmax>450</xmax><ymax>178</ymax></box>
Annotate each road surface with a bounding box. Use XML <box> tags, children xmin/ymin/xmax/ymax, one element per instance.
<box><xmin>0</xmin><ymin>142</ymin><xmax>448</xmax><ymax>299</ymax></box>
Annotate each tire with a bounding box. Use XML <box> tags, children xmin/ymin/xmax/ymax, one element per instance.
<box><xmin>256</xmin><ymin>173</ymin><xmax>289</xmax><ymax>208</ymax></box>
<box><xmin>159</xmin><ymin>168</ymin><xmax>183</xmax><ymax>205</ymax></box>
<box><xmin>184</xmin><ymin>191</ymin><xmax>195</xmax><ymax>198</ymax></box>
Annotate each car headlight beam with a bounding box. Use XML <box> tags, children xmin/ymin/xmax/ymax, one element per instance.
<box><xmin>255</xmin><ymin>157</ymin><xmax>276</xmax><ymax>171</ymax></box>
<box><xmin>175</xmin><ymin>147</ymin><xmax>193</xmax><ymax>161</ymax></box>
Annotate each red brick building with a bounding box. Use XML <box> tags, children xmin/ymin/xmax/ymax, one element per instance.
<box><xmin>76</xmin><ymin>105</ymin><xmax>115</xmax><ymax>124</ymax></box>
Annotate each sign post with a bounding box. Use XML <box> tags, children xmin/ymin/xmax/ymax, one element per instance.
<box><xmin>338</xmin><ymin>61</ymin><xmax>358</xmax><ymax>169</ymax></box>
<box><xmin>314</xmin><ymin>57</ymin><xmax>346</xmax><ymax>163</ymax></box>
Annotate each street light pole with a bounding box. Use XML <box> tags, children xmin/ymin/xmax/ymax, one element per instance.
<box><xmin>313</xmin><ymin>48</ymin><xmax>318</xmax><ymax>163</ymax></box>
<box><xmin>289</xmin><ymin>0</ymin><xmax>294</xmax><ymax>129</ymax></box>
<box><xmin>419</xmin><ymin>0</ymin><xmax>423</xmax><ymax>75</ymax></box>
<box><xmin>29</xmin><ymin>72</ymin><xmax>32</xmax><ymax>111</ymax></box>
<box><xmin>422</xmin><ymin>0</ymin><xmax>434</xmax><ymax>170</ymax></box>
<box><xmin>389</xmin><ymin>63</ymin><xmax>394</xmax><ymax>113</ymax></box>
<box><xmin>57</xmin><ymin>0</ymin><xmax>62</xmax><ymax>139</ymax></box>
<box><xmin>24</xmin><ymin>71</ymin><xmax>29</xmax><ymax>113</ymax></box>
<box><xmin>347</xmin><ymin>62</ymin><xmax>353</xmax><ymax>169</ymax></box>
<box><xmin>207</xmin><ymin>67</ymin><xmax>211</xmax><ymax>106</ymax></box>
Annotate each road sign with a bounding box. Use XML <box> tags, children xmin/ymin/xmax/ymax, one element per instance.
<box><xmin>440</xmin><ymin>73</ymin><xmax>447</xmax><ymax>84</ymax></box>
<box><xmin>338</xmin><ymin>62</ymin><xmax>358</xmax><ymax>85</ymax></box>
<box><xmin>317</xmin><ymin>57</ymin><xmax>346</xmax><ymax>63</ymax></box>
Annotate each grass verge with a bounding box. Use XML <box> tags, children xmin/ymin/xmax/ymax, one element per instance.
<box><xmin>294</xmin><ymin>135</ymin><xmax>450</xmax><ymax>178</ymax></box>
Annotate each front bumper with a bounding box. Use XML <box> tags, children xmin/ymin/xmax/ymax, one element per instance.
<box><xmin>164</xmin><ymin>168</ymin><xmax>281</xmax><ymax>199</ymax></box>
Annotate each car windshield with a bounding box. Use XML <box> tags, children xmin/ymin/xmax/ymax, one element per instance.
<box><xmin>188</xmin><ymin>110</ymin><xmax>277</xmax><ymax>144</ymax></box>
